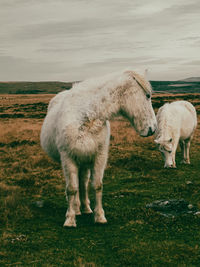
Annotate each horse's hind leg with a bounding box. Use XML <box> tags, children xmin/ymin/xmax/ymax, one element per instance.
<box><xmin>74</xmin><ymin>190</ymin><xmax>81</xmax><ymax>215</ymax></box>
<box><xmin>180</xmin><ymin>137</ymin><xmax>192</xmax><ymax>164</ymax></box>
<box><xmin>79</xmin><ymin>167</ymin><xmax>92</xmax><ymax>214</ymax></box>
<box><xmin>180</xmin><ymin>140</ymin><xmax>187</xmax><ymax>163</ymax></box>
<box><xmin>91</xmin><ymin>148</ymin><xmax>108</xmax><ymax>224</ymax></box>
<box><xmin>184</xmin><ymin>137</ymin><xmax>192</xmax><ymax>164</ymax></box>
<box><xmin>60</xmin><ymin>151</ymin><xmax>79</xmax><ymax>227</ymax></box>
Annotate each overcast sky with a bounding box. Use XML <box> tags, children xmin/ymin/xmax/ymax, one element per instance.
<box><xmin>0</xmin><ymin>0</ymin><xmax>200</xmax><ymax>81</ymax></box>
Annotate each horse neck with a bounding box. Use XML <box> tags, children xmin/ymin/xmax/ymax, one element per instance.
<box><xmin>80</xmin><ymin>75</ymin><xmax>129</xmax><ymax>122</ymax></box>
<box><xmin>94</xmin><ymin>88</ymin><xmax>121</xmax><ymax>121</ymax></box>
<box><xmin>98</xmin><ymin>76</ymin><xmax>134</xmax><ymax>120</ymax></box>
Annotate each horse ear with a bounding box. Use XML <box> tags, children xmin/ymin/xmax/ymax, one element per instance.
<box><xmin>144</xmin><ymin>69</ymin><xmax>148</xmax><ymax>80</ymax></box>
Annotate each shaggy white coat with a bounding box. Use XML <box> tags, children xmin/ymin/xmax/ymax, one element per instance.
<box><xmin>155</xmin><ymin>100</ymin><xmax>197</xmax><ymax>168</ymax></box>
<box><xmin>40</xmin><ymin>70</ymin><xmax>157</xmax><ymax>227</ymax></box>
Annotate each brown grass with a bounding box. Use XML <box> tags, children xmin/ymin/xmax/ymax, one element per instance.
<box><xmin>0</xmin><ymin>93</ymin><xmax>200</xmax><ymax>266</ymax></box>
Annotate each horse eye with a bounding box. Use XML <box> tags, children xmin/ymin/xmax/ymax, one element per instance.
<box><xmin>146</xmin><ymin>94</ymin><xmax>151</xmax><ymax>99</ymax></box>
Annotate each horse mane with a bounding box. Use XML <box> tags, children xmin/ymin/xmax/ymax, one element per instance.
<box><xmin>129</xmin><ymin>71</ymin><xmax>152</xmax><ymax>94</ymax></box>
<box><xmin>72</xmin><ymin>70</ymin><xmax>152</xmax><ymax>96</ymax></box>
<box><xmin>72</xmin><ymin>72</ymin><xmax>122</xmax><ymax>94</ymax></box>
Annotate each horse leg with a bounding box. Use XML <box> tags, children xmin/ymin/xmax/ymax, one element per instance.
<box><xmin>79</xmin><ymin>167</ymin><xmax>92</xmax><ymax>214</ymax></box>
<box><xmin>74</xmin><ymin>190</ymin><xmax>81</xmax><ymax>216</ymax></box>
<box><xmin>184</xmin><ymin>138</ymin><xmax>191</xmax><ymax>164</ymax></box>
<box><xmin>180</xmin><ymin>140</ymin><xmax>187</xmax><ymax>163</ymax></box>
<box><xmin>91</xmin><ymin>149</ymin><xmax>108</xmax><ymax>224</ymax></box>
<box><xmin>172</xmin><ymin>139</ymin><xmax>178</xmax><ymax>168</ymax></box>
<box><xmin>60</xmin><ymin>152</ymin><xmax>79</xmax><ymax>227</ymax></box>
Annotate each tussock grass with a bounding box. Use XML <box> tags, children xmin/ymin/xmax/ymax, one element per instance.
<box><xmin>0</xmin><ymin>94</ymin><xmax>200</xmax><ymax>266</ymax></box>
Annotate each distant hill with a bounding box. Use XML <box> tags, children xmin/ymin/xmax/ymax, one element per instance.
<box><xmin>151</xmin><ymin>80</ymin><xmax>200</xmax><ymax>93</ymax></box>
<box><xmin>0</xmin><ymin>81</ymin><xmax>73</xmax><ymax>94</ymax></box>
<box><xmin>178</xmin><ymin>77</ymin><xmax>200</xmax><ymax>82</ymax></box>
<box><xmin>0</xmin><ymin>78</ymin><xmax>200</xmax><ymax>94</ymax></box>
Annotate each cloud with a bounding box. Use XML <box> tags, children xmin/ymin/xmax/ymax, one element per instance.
<box><xmin>0</xmin><ymin>0</ymin><xmax>200</xmax><ymax>81</ymax></box>
<box><xmin>185</xmin><ymin>60</ymin><xmax>200</xmax><ymax>66</ymax></box>
<box><xmin>0</xmin><ymin>55</ymin><xmax>64</xmax><ymax>81</ymax></box>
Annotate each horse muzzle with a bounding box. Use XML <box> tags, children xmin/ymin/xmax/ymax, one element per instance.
<box><xmin>140</xmin><ymin>126</ymin><xmax>156</xmax><ymax>137</ymax></box>
<box><xmin>147</xmin><ymin>126</ymin><xmax>155</xmax><ymax>137</ymax></box>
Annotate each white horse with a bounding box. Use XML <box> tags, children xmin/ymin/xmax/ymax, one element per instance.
<box><xmin>40</xmin><ymin>70</ymin><xmax>157</xmax><ymax>227</ymax></box>
<box><xmin>155</xmin><ymin>100</ymin><xmax>197</xmax><ymax>168</ymax></box>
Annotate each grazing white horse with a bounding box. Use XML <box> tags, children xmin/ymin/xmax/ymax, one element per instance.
<box><xmin>40</xmin><ymin>70</ymin><xmax>157</xmax><ymax>227</ymax></box>
<box><xmin>155</xmin><ymin>100</ymin><xmax>197</xmax><ymax>168</ymax></box>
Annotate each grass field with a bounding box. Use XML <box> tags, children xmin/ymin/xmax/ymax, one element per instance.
<box><xmin>0</xmin><ymin>93</ymin><xmax>200</xmax><ymax>266</ymax></box>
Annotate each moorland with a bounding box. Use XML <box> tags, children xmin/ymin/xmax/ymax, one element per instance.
<box><xmin>0</xmin><ymin>83</ymin><xmax>200</xmax><ymax>266</ymax></box>
<box><xmin>0</xmin><ymin>79</ymin><xmax>200</xmax><ymax>94</ymax></box>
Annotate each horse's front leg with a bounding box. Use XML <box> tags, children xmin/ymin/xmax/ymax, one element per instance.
<box><xmin>172</xmin><ymin>139</ymin><xmax>179</xmax><ymax>168</ymax></box>
<box><xmin>60</xmin><ymin>152</ymin><xmax>79</xmax><ymax>227</ymax></box>
<box><xmin>91</xmin><ymin>149</ymin><xmax>108</xmax><ymax>224</ymax></box>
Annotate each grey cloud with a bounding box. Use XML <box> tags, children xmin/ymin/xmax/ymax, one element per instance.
<box><xmin>0</xmin><ymin>0</ymin><xmax>200</xmax><ymax>81</ymax></box>
<box><xmin>185</xmin><ymin>60</ymin><xmax>200</xmax><ymax>66</ymax></box>
<box><xmin>12</xmin><ymin>1</ymin><xmax>181</xmax><ymax>41</ymax></box>
<box><xmin>178</xmin><ymin>37</ymin><xmax>200</xmax><ymax>41</ymax></box>
<box><xmin>136</xmin><ymin>1</ymin><xmax>200</xmax><ymax>27</ymax></box>
<box><xmin>1</xmin><ymin>0</ymin><xmax>62</xmax><ymax>7</ymax></box>
<box><xmin>170</xmin><ymin>1</ymin><xmax>200</xmax><ymax>15</ymax></box>
<box><xmin>0</xmin><ymin>55</ymin><xmax>64</xmax><ymax>81</ymax></box>
<box><xmin>14</xmin><ymin>16</ymin><xmax>145</xmax><ymax>41</ymax></box>
<box><xmin>145</xmin><ymin>58</ymin><xmax>186</xmax><ymax>65</ymax></box>
<box><xmin>82</xmin><ymin>56</ymin><xmax>186</xmax><ymax>69</ymax></box>
<box><xmin>14</xmin><ymin>19</ymin><xmax>108</xmax><ymax>40</ymax></box>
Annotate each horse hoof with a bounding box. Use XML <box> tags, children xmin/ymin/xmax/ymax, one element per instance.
<box><xmin>63</xmin><ymin>218</ymin><xmax>76</xmax><ymax>227</ymax></box>
<box><xmin>94</xmin><ymin>215</ymin><xmax>107</xmax><ymax>224</ymax></box>
<box><xmin>164</xmin><ymin>165</ymin><xmax>176</xmax><ymax>169</ymax></box>
<box><xmin>181</xmin><ymin>160</ymin><xmax>190</xmax><ymax>165</ymax></box>
<box><xmin>82</xmin><ymin>207</ymin><xmax>93</xmax><ymax>214</ymax></box>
